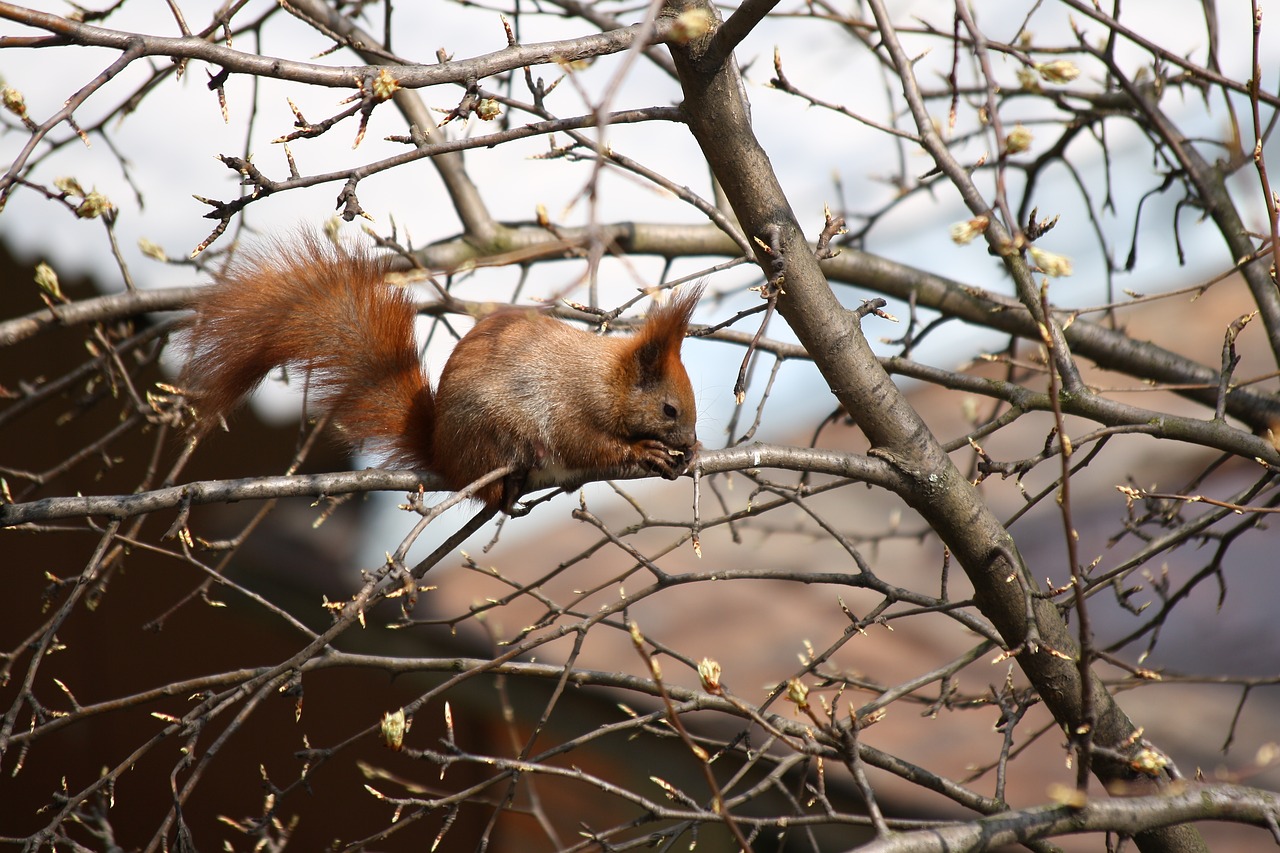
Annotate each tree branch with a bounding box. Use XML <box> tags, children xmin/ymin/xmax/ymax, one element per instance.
<box><xmin>0</xmin><ymin>445</ymin><xmax>906</xmax><ymax>527</ymax></box>
<box><xmin>851</xmin><ymin>784</ymin><xmax>1280</xmax><ymax>853</ymax></box>
<box><xmin>0</xmin><ymin>4</ymin><xmax>678</xmax><ymax>91</ymax></box>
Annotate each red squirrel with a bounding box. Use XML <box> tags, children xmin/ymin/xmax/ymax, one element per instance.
<box><xmin>179</xmin><ymin>231</ymin><xmax>701</xmax><ymax>511</ymax></box>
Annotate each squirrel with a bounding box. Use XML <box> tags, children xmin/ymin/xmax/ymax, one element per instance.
<box><xmin>179</xmin><ymin>231</ymin><xmax>702</xmax><ymax>511</ymax></box>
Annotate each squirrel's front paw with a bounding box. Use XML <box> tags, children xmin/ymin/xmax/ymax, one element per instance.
<box><xmin>636</xmin><ymin>439</ymin><xmax>695</xmax><ymax>479</ymax></box>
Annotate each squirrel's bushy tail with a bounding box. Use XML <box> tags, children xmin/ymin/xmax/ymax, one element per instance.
<box><xmin>180</xmin><ymin>231</ymin><xmax>435</xmax><ymax>469</ymax></box>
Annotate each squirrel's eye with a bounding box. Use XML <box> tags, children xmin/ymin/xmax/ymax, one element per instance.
<box><xmin>663</xmin><ymin>403</ymin><xmax>678</xmax><ymax>419</ymax></box>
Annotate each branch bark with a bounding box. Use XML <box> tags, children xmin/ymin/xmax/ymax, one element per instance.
<box><xmin>848</xmin><ymin>784</ymin><xmax>1280</xmax><ymax>853</ymax></box>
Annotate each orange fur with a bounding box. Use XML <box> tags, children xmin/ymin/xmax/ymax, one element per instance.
<box><xmin>180</xmin><ymin>233</ymin><xmax>701</xmax><ymax>511</ymax></box>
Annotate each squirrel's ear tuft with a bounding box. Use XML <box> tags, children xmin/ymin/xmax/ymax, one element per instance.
<box><xmin>629</xmin><ymin>284</ymin><xmax>703</xmax><ymax>376</ymax></box>
<box><xmin>650</xmin><ymin>283</ymin><xmax>703</xmax><ymax>332</ymax></box>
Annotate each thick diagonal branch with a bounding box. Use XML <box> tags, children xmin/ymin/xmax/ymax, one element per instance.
<box><xmin>661</xmin><ymin>2</ymin><xmax>1206</xmax><ymax>851</ymax></box>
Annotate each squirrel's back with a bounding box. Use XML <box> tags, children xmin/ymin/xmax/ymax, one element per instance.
<box><xmin>433</xmin><ymin>310</ymin><xmax>625</xmax><ymax>495</ymax></box>
<box><xmin>434</xmin><ymin>290</ymin><xmax>700</xmax><ymax>505</ymax></box>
